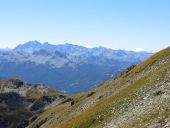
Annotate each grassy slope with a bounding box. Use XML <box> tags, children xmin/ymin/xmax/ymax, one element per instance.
<box><xmin>30</xmin><ymin>47</ymin><xmax>170</xmax><ymax>128</ymax></box>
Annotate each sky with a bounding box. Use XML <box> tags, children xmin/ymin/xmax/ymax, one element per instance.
<box><xmin>0</xmin><ymin>0</ymin><xmax>170</xmax><ymax>52</ymax></box>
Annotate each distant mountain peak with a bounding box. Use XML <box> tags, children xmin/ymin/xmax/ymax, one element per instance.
<box><xmin>20</xmin><ymin>40</ymin><xmax>42</xmax><ymax>47</ymax></box>
<box><xmin>14</xmin><ymin>40</ymin><xmax>42</xmax><ymax>52</ymax></box>
<box><xmin>43</xmin><ymin>42</ymin><xmax>49</xmax><ymax>44</ymax></box>
<box><xmin>14</xmin><ymin>41</ymin><xmax>153</xmax><ymax>54</ymax></box>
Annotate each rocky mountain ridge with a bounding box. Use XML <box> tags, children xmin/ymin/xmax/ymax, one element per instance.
<box><xmin>0</xmin><ymin>79</ymin><xmax>73</xmax><ymax>128</ymax></box>
<box><xmin>0</xmin><ymin>41</ymin><xmax>152</xmax><ymax>94</ymax></box>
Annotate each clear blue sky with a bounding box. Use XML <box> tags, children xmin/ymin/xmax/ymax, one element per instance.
<box><xmin>0</xmin><ymin>0</ymin><xmax>170</xmax><ymax>51</ymax></box>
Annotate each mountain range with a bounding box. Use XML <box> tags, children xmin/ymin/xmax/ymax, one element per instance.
<box><xmin>0</xmin><ymin>46</ymin><xmax>169</xmax><ymax>128</ymax></box>
<box><xmin>0</xmin><ymin>41</ymin><xmax>152</xmax><ymax>93</ymax></box>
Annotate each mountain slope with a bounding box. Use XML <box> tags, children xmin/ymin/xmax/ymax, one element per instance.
<box><xmin>28</xmin><ymin>47</ymin><xmax>170</xmax><ymax>128</ymax></box>
<box><xmin>0</xmin><ymin>79</ymin><xmax>73</xmax><ymax>128</ymax></box>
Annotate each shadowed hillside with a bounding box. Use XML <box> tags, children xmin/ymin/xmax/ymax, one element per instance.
<box><xmin>0</xmin><ymin>79</ymin><xmax>73</xmax><ymax>128</ymax></box>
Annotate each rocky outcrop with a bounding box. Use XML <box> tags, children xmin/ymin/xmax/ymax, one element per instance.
<box><xmin>0</xmin><ymin>79</ymin><xmax>73</xmax><ymax>128</ymax></box>
<box><xmin>30</xmin><ymin>95</ymin><xmax>72</xmax><ymax>111</ymax></box>
<box><xmin>0</xmin><ymin>78</ymin><xmax>51</xmax><ymax>97</ymax></box>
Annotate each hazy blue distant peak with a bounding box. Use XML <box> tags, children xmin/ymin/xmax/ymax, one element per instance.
<box><xmin>43</xmin><ymin>42</ymin><xmax>49</xmax><ymax>45</ymax></box>
<box><xmin>20</xmin><ymin>40</ymin><xmax>41</xmax><ymax>47</ymax></box>
<box><xmin>14</xmin><ymin>40</ymin><xmax>42</xmax><ymax>52</ymax></box>
<box><xmin>0</xmin><ymin>41</ymin><xmax>153</xmax><ymax>93</ymax></box>
<box><xmin>32</xmin><ymin>49</ymin><xmax>51</xmax><ymax>56</ymax></box>
<box><xmin>13</xmin><ymin>41</ymin><xmax>153</xmax><ymax>60</ymax></box>
<box><xmin>0</xmin><ymin>48</ymin><xmax>12</xmax><ymax>51</ymax></box>
<box><xmin>56</xmin><ymin>43</ymin><xmax>87</xmax><ymax>50</ymax></box>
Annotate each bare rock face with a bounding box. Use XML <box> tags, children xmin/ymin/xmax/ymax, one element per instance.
<box><xmin>30</xmin><ymin>95</ymin><xmax>70</xmax><ymax>111</ymax></box>
<box><xmin>0</xmin><ymin>78</ymin><xmax>23</xmax><ymax>91</ymax></box>
<box><xmin>0</xmin><ymin>92</ymin><xmax>31</xmax><ymax>128</ymax></box>
<box><xmin>0</xmin><ymin>116</ymin><xmax>9</xmax><ymax>128</ymax></box>
<box><xmin>0</xmin><ymin>79</ymin><xmax>73</xmax><ymax>128</ymax></box>
<box><xmin>0</xmin><ymin>78</ymin><xmax>50</xmax><ymax>97</ymax></box>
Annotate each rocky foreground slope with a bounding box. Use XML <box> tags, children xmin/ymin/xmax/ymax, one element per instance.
<box><xmin>0</xmin><ymin>79</ymin><xmax>73</xmax><ymax>128</ymax></box>
<box><xmin>27</xmin><ymin>47</ymin><xmax>170</xmax><ymax>128</ymax></box>
<box><xmin>0</xmin><ymin>47</ymin><xmax>169</xmax><ymax>128</ymax></box>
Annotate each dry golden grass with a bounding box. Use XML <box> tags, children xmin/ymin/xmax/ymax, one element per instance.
<box><xmin>30</xmin><ymin>47</ymin><xmax>170</xmax><ymax>128</ymax></box>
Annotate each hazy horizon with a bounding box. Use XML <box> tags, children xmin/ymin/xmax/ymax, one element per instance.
<box><xmin>0</xmin><ymin>0</ymin><xmax>170</xmax><ymax>52</ymax></box>
<box><xmin>0</xmin><ymin>40</ymin><xmax>158</xmax><ymax>52</ymax></box>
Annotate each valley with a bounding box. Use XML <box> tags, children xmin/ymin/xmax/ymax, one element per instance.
<box><xmin>0</xmin><ymin>41</ymin><xmax>152</xmax><ymax>94</ymax></box>
<box><xmin>1</xmin><ymin>1</ymin><xmax>170</xmax><ymax>128</ymax></box>
<box><xmin>0</xmin><ymin>46</ymin><xmax>169</xmax><ymax>128</ymax></box>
